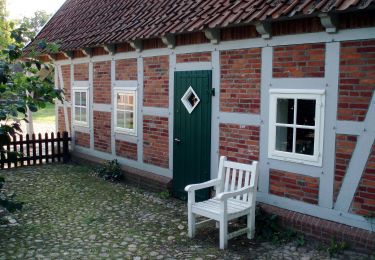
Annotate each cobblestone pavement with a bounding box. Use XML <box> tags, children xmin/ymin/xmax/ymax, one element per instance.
<box><xmin>0</xmin><ymin>164</ymin><xmax>371</xmax><ymax>259</ymax></box>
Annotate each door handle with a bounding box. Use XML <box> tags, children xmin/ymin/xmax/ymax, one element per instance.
<box><xmin>174</xmin><ymin>138</ymin><xmax>181</xmax><ymax>144</ymax></box>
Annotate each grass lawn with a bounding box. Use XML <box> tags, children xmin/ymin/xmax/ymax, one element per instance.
<box><xmin>32</xmin><ymin>103</ymin><xmax>55</xmax><ymax>124</ymax></box>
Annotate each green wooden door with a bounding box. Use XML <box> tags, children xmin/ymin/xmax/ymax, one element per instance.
<box><xmin>173</xmin><ymin>70</ymin><xmax>212</xmax><ymax>201</ymax></box>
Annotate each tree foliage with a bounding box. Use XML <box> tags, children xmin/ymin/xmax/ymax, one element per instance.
<box><xmin>17</xmin><ymin>10</ymin><xmax>51</xmax><ymax>43</ymax></box>
<box><xmin>0</xmin><ymin>0</ymin><xmax>12</xmax><ymax>50</ymax></box>
<box><xmin>0</xmin><ymin>26</ymin><xmax>62</xmax><ymax>161</ymax></box>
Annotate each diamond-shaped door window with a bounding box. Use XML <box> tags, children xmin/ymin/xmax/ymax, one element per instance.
<box><xmin>181</xmin><ymin>86</ymin><xmax>200</xmax><ymax>114</ymax></box>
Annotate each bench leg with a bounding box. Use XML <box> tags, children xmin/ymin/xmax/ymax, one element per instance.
<box><xmin>247</xmin><ymin>212</ymin><xmax>255</xmax><ymax>239</ymax></box>
<box><xmin>219</xmin><ymin>218</ymin><xmax>228</xmax><ymax>249</ymax></box>
<box><xmin>188</xmin><ymin>211</ymin><xmax>196</xmax><ymax>238</ymax></box>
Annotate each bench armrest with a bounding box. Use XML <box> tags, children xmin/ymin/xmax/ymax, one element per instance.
<box><xmin>216</xmin><ymin>186</ymin><xmax>255</xmax><ymax>201</ymax></box>
<box><xmin>185</xmin><ymin>179</ymin><xmax>220</xmax><ymax>192</ymax></box>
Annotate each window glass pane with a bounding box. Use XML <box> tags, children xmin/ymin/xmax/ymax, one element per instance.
<box><xmin>75</xmin><ymin>107</ymin><xmax>80</xmax><ymax>121</ymax></box>
<box><xmin>75</xmin><ymin>92</ymin><xmax>81</xmax><ymax>106</ymax></box>
<box><xmin>276</xmin><ymin>99</ymin><xmax>294</xmax><ymax>124</ymax></box>
<box><xmin>128</xmin><ymin>94</ymin><xmax>134</xmax><ymax>105</ymax></box>
<box><xmin>296</xmin><ymin>128</ymin><xmax>315</xmax><ymax>155</ymax></box>
<box><xmin>81</xmin><ymin>92</ymin><xmax>87</xmax><ymax>106</ymax></box>
<box><xmin>125</xmin><ymin>111</ymin><xmax>134</xmax><ymax>130</ymax></box>
<box><xmin>117</xmin><ymin>110</ymin><xmax>125</xmax><ymax>128</ymax></box>
<box><xmin>275</xmin><ymin>126</ymin><xmax>293</xmax><ymax>152</ymax></box>
<box><xmin>81</xmin><ymin>108</ymin><xmax>86</xmax><ymax>122</ymax></box>
<box><xmin>297</xmin><ymin>99</ymin><xmax>316</xmax><ymax>126</ymax></box>
<box><xmin>117</xmin><ymin>94</ymin><xmax>126</xmax><ymax>110</ymax></box>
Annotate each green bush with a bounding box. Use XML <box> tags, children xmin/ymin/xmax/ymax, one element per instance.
<box><xmin>255</xmin><ymin>205</ymin><xmax>298</xmax><ymax>244</ymax></box>
<box><xmin>95</xmin><ymin>159</ymin><xmax>123</xmax><ymax>182</ymax></box>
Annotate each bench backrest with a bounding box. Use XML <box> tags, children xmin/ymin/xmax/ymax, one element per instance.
<box><xmin>216</xmin><ymin>156</ymin><xmax>259</xmax><ymax>204</ymax></box>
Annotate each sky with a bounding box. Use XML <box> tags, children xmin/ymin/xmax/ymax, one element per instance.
<box><xmin>7</xmin><ymin>0</ymin><xmax>66</xmax><ymax>19</ymax></box>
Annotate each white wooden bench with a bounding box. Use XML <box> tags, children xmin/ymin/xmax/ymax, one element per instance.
<box><xmin>185</xmin><ymin>156</ymin><xmax>259</xmax><ymax>249</ymax></box>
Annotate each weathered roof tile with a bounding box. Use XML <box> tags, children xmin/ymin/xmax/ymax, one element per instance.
<box><xmin>28</xmin><ymin>0</ymin><xmax>374</xmax><ymax>52</ymax></box>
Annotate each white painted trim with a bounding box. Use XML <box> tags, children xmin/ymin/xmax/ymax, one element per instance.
<box><xmin>257</xmin><ymin>192</ymin><xmax>373</xmax><ymax>231</ymax></box>
<box><xmin>336</xmin><ymin>121</ymin><xmax>364</xmax><ymax>135</ymax></box>
<box><xmin>258</xmin><ymin>47</ymin><xmax>273</xmax><ymax>194</ymax></box>
<box><xmin>72</xmin><ymin>85</ymin><xmax>90</xmax><ymax>127</ymax></box>
<box><xmin>74</xmin><ymin>125</ymin><xmax>90</xmax><ymax>133</ymax></box>
<box><xmin>88</xmin><ymin>61</ymin><xmax>94</xmax><ymax>150</ymax></box>
<box><xmin>143</xmin><ymin>107</ymin><xmax>169</xmax><ymax>117</ymax></box>
<box><xmin>93</xmin><ymin>103</ymin><xmax>112</xmax><ymax>112</ymax></box>
<box><xmin>114</xmin><ymin>132</ymin><xmax>138</xmax><ymax>144</ymax></box>
<box><xmin>335</xmin><ymin>93</ymin><xmax>375</xmax><ymax>212</ymax></box>
<box><xmin>319</xmin><ymin>42</ymin><xmax>340</xmax><ymax>209</ymax></box>
<box><xmin>270</xmin><ymin>79</ymin><xmax>326</xmax><ymax>90</ymax></box>
<box><xmin>175</xmin><ymin>62</ymin><xmax>212</xmax><ymax>71</ymax></box>
<box><xmin>211</xmin><ymin>49</ymin><xmax>220</xmax><ymax>179</ymax></box>
<box><xmin>113</xmin><ymin>80</ymin><xmax>138</xmax><ymax>89</ymax></box>
<box><xmin>54</xmin><ymin>68</ymin><xmax>59</xmax><ymax>132</ymax></box>
<box><xmin>169</xmin><ymin>52</ymin><xmax>176</xmax><ymax>174</ymax></box>
<box><xmin>268</xmin><ymin>91</ymin><xmax>325</xmax><ymax>167</ymax></box>
<box><xmin>111</xmin><ymin>57</ymin><xmax>116</xmax><ymax>156</ymax></box>
<box><xmin>269</xmin><ymin>88</ymin><xmax>325</xmax><ymax>94</ymax></box>
<box><xmin>113</xmin><ymin>89</ymin><xmax>137</xmax><ymax>136</ymax></box>
<box><xmin>137</xmin><ymin>56</ymin><xmax>144</xmax><ymax>164</ymax></box>
<box><xmin>268</xmin><ymin>159</ymin><xmax>322</xmax><ymax>178</ymax></box>
<box><xmin>57</xmin><ymin>65</ymin><xmax>70</xmax><ymax>135</ymax></box>
<box><xmin>219</xmin><ymin>112</ymin><xmax>261</xmax><ymax>126</ymax></box>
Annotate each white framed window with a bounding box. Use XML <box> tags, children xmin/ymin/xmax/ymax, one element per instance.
<box><xmin>73</xmin><ymin>86</ymin><xmax>89</xmax><ymax>127</ymax></box>
<box><xmin>268</xmin><ymin>89</ymin><xmax>325</xmax><ymax>166</ymax></box>
<box><xmin>114</xmin><ymin>87</ymin><xmax>137</xmax><ymax>135</ymax></box>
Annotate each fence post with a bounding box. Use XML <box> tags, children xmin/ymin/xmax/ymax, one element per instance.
<box><xmin>62</xmin><ymin>131</ymin><xmax>70</xmax><ymax>163</ymax></box>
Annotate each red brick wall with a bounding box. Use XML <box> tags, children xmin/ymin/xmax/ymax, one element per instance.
<box><xmin>93</xmin><ymin>61</ymin><xmax>111</xmax><ymax>104</ymax></box>
<box><xmin>115</xmin><ymin>59</ymin><xmax>137</xmax><ymax>81</ymax></box>
<box><xmin>220</xmin><ymin>48</ymin><xmax>261</xmax><ymax>114</ymax></box>
<box><xmin>269</xmin><ymin>169</ymin><xmax>319</xmax><ymax>205</ymax></box>
<box><xmin>334</xmin><ymin>134</ymin><xmax>357</xmax><ymax>202</ymax></box>
<box><xmin>338</xmin><ymin>40</ymin><xmax>375</xmax><ymax>121</ymax></box>
<box><xmin>143</xmin><ymin>56</ymin><xmax>169</xmax><ymax>107</ymax></box>
<box><xmin>75</xmin><ymin>131</ymin><xmax>90</xmax><ymax>148</ymax></box>
<box><xmin>60</xmin><ymin>65</ymin><xmax>71</xmax><ymax>101</ymax></box>
<box><xmin>351</xmin><ymin>144</ymin><xmax>375</xmax><ymax>216</ymax></box>
<box><xmin>219</xmin><ymin>123</ymin><xmax>259</xmax><ymax>164</ymax></box>
<box><xmin>57</xmin><ymin>107</ymin><xmax>71</xmax><ymax>133</ymax></box>
<box><xmin>115</xmin><ymin>140</ymin><xmax>137</xmax><ymax>161</ymax></box>
<box><xmin>176</xmin><ymin>52</ymin><xmax>211</xmax><ymax>63</ymax></box>
<box><xmin>74</xmin><ymin>63</ymin><xmax>89</xmax><ymax>81</ymax></box>
<box><xmin>273</xmin><ymin>43</ymin><xmax>325</xmax><ymax>78</ymax></box>
<box><xmin>93</xmin><ymin>111</ymin><xmax>111</xmax><ymax>153</ymax></box>
<box><xmin>143</xmin><ymin>116</ymin><xmax>169</xmax><ymax>168</ymax></box>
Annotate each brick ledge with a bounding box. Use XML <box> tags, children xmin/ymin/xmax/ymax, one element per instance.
<box><xmin>260</xmin><ymin>203</ymin><xmax>374</xmax><ymax>254</ymax></box>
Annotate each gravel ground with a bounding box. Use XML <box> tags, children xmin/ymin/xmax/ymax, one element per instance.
<box><xmin>0</xmin><ymin>164</ymin><xmax>371</xmax><ymax>259</ymax></box>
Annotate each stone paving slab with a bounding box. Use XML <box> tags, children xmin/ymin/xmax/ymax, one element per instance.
<box><xmin>0</xmin><ymin>164</ymin><xmax>371</xmax><ymax>259</ymax></box>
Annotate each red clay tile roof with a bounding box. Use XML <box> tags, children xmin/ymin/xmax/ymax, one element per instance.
<box><xmin>30</xmin><ymin>0</ymin><xmax>374</xmax><ymax>51</ymax></box>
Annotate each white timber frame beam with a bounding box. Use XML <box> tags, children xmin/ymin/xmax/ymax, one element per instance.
<box><xmin>255</xmin><ymin>21</ymin><xmax>271</xmax><ymax>39</ymax></box>
<box><xmin>319</xmin><ymin>13</ymin><xmax>338</xmax><ymax>34</ymax></box>
<box><xmin>128</xmin><ymin>39</ymin><xmax>143</xmax><ymax>52</ymax></box>
<box><xmin>204</xmin><ymin>28</ymin><xmax>220</xmax><ymax>44</ymax></box>
<box><xmin>103</xmin><ymin>44</ymin><xmax>115</xmax><ymax>55</ymax></box>
<box><xmin>335</xmin><ymin>93</ymin><xmax>375</xmax><ymax>212</ymax></box>
<box><xmin>161</xmin><ymin>34</ymin><xmax>175</xmax><ymax>49</ymax></box>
